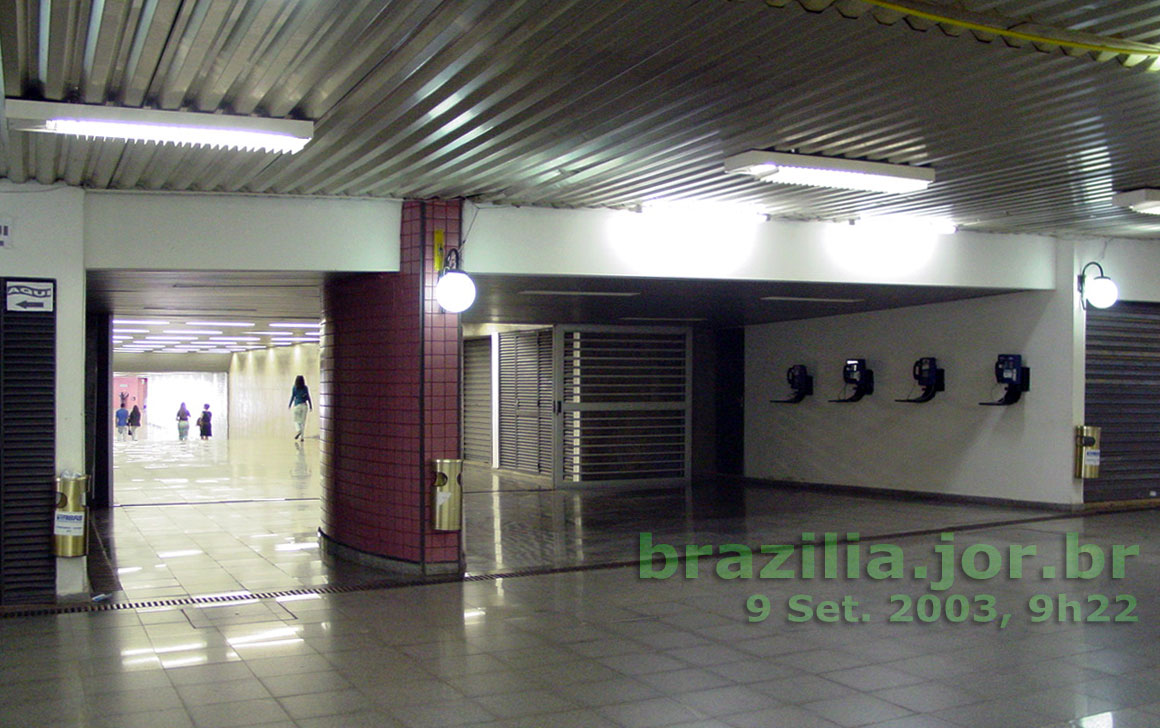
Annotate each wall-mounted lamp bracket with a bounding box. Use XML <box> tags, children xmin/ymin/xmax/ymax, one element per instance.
<box><xmin>1078</xmin><ymin>261</ymin><xmax>1118</xmax><ymax>310</ymax></box>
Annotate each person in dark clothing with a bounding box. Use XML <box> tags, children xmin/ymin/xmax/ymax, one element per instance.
<box><xmin>288</xmin><ymin>375</ymin><xmax>313</xmax><ymax>441</ymax></box>
<box><xmin>197</xmin><ymin>404</ymin><xmax>213</xmax><ymax>440</ymax></box>
<box><xmin>127</xmin><ymin>405</ymin><xmax>142</xmax><ymax>440</ymax></box>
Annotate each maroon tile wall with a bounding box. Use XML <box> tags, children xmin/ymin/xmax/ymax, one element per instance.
<box><xmin>319</xmin><ymin>199</ymin><xmax>462</xmax><ymax>568</ymax></box>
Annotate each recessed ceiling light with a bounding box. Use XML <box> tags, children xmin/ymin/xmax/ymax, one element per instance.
<box><xmin>520</xmin><ymin>290</ymin><xmax>640</xmax><ymax>297</ymax></box>
<box><xmin>760</xmin><ymin>295</ymin><xmax>865</xmax><ymax>303</ymax></box>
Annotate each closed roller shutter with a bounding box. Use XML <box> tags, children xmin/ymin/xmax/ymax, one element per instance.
<box><xmin>463</xmin><ymin>337</ymin><xmax>492</xmax><ymax>464</ymax></box>
<box><xmin>497</xmin><ymin>329</ymin><xmax>553</xmax><ymax>475</ymax></box>
<box><xmin>558</xmin><ymin>327</ymin><xmax>690</xmax><ymax>488</ymax></box>
<box><xmin>0</xmin><ymin>278</ymin><xmax>57</xmax><ymax>605</ymax></box>
<box><xmin>1085</xmin><ymin>301</ymin><xmax>1160</xmax><ymax>502</ymax></box>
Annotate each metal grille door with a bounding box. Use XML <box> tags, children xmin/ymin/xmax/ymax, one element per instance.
<box><xmin>1085</xmin><ymin>301</ymin><xmax>1160</xmax><ymax>502</ymax></box>
<box><xmin>463</xmin><ymin>337</ymin><xmax>492</xmax><ymax>464</ymax></box>
<box><xmin>556</xmin><ymin>327</ymin><xmax>690</xmax><ymax>487</ymax></box>
<box><xmin>497</xmin><ymin>329</ymin><xmax>553</xmax><ymax>475</ymax></box>
<box><xmin>0</xmin><ymin>278</ymin><xmax>57</xmax><ymax>605</ymax></box>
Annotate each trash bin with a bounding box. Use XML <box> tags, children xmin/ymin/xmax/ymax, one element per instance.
<box><xmin>1075</xmin><ymin>425</ymin><xmax>1101</xmax><ymax>479</ymax></box>
<box><xmin>431</xmin><ymin>459</ymin><xmax>463</xmax><ymax>531</ymax></box>
<box><xmin>54</xmin><ymin>474</ymin><xmax>89</xmax><ymax>557</ymax></box>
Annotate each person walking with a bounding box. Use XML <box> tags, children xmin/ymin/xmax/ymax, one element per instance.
<box><xmin>176</xmin><ymin>402</ymin><xmax>191</xmax><ymax>441</ymax></box>
<box><xmin>114</xmin><ymin>404</ymin><xmax>129</xmax><ymax>441</ymax></box>
<box><xmin>196</xmin><ymin>404</ymin><xmax>213</xmax><ymax>440</ymax></box>
<box><xmin>288</xmin><ymin>375</ymin><xmax>313</xmax><ymax>441</ymax></box>
<box><xmin>127</xmin><ymin>405</ymin><xmax>142</xmax><ymax>440</ymax></box>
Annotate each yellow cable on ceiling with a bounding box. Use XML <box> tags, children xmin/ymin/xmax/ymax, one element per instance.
<box><xmin>855</xmin><ymin>0</ymin><xmax>1160</xmax><ymax>58</ymax></box>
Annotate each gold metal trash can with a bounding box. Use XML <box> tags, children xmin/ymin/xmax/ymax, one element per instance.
<box><xmin>1075</xmin><ymin>425</ymin><xmax>1101</xmax><ymax>479</ymax></box>
<box><xmin>431</xmin><ymin>459</ymin><xmax>463</xmax><ymax>531</ymax></box>
<box><xmin>54</xmin><ymin>475</ymin><xmax>89</xmax><ymax>557</ymax></box>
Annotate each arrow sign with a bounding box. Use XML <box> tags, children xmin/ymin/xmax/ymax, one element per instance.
<box><xmin>6</xmin><ymin>281</ymin><xmax>54</xmax><ymax>313</ymax></box>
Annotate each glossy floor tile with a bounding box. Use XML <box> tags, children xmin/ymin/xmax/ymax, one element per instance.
<box><xmin>94</xmin><ymin>437</ymin><xmax>1068</xmax><ymax>603</ymax></box>
<box><xmin>5</xmin><ymin>509</ymin><xmax>1160</xmax><ymax>727</ymax></box>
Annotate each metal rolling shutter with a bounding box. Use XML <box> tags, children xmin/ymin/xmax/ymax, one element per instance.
<box><xmin>463</xmin><ymin>337</ymin><xmax>492</xmax><ymax>464</ymax></box>
<box><xmin>497</xmin><ymin>330</ymin><xmax>553</xmax><ymax>475</ymax></box>
<box><xmin>558</xmin><ymin>327</ymin><xmax>690</xmax><ymax>487</ymax></box>
<box><xmin>0</xmin><ymin>278</ymin><xmax>57</xmax><ymax>605</ymax></box>
<box><xmin>1085</xmin><ymin>301</ymin><xmax>1160</xmax><ymax>502</ymax></box>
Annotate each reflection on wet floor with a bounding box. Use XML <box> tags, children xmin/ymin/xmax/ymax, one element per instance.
<box><xmin>96</xmin><ymin>436</ymin><xmax>1064</xmax><ymax>603</ymax></box>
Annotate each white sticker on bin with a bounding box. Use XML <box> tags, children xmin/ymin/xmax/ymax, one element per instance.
<box><xmin>54</xmin><ymin>511</ymin><xmax>85</xmax><ymax>537</ymax></box>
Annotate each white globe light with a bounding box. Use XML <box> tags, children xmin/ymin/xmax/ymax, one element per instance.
<box><xmin>1084</xmin><ymin>275</ymin><xmax>1118</xmax><ymax>309</ymax></box>
<box><xmin>435</xmin><ymin>270</ymin><xmax>476</xmax><ymax>313</ymax></box>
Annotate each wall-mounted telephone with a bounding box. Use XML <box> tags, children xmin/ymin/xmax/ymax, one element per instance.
<box><xmin>980</xmin><ymin>354</ymin><xmax>1030</xmax><ymax>406</ymax></box>
<box><xmin>771</xmin><ymin>364</ymin><xmax>814</xmax><ymax>404</ymax></box>
<box><xmin>830</xmin><ymin>358</ymin><xmax>874</xmax><ymax>403</ymax></box>
<box><xmin>896</xmin><ymin>357</ymin><xmax>945</xmax><ymax>403</ymax></box>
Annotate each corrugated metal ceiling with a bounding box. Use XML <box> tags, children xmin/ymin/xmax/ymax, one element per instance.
<box><xmin>5</xmin><ymin>0</ymin><xmax>1160</xmax><ymax>239</ymax></box>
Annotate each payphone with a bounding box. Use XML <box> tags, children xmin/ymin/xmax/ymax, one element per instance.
<box><xmin>830</xmin><ymin>359</ymin><xmax>874</xmax><ymax>403</ymax></box>
<box><xmin>979</xmin><ymin>354</ymin><xmax>1030</xmax><ymax>406</ymax></box>
<box><xmin>896</xmin><ymin>357</ymin><xmax>945</xmax><ymax>403</ymax></box>
<box><xmin>771</xmin><ymin>364</ymin><xmax>813</xmax><ymax>404</ymax></box>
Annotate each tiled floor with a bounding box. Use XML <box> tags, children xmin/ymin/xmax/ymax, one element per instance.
<box><xmin>3</xmin><ymin>437</ymin><xmax>1159</xmax><ymax>727</ymax></box>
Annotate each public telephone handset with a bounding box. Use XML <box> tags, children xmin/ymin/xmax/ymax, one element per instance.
<box><xmin>830</xmin><ymin>359</ymin><xmax>874</xmax><ymax>403</ymax></box>
<box><xmin>979</xmin><ymin>354</ymin><xmax>1031</xmax><ymax>406</ymax></box>
<box><xmin>896</xmin><ymin>356</ymin><xmax>946</xmax><ymax>403</ymax></box>
<box><xmin>771</xmin><ymin>364</ymin><xmax>814</xmax><ymax>404</ymax></box>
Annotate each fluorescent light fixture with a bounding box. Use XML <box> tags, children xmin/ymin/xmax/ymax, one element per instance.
<box><xmin>520</xmin><ymin>290</ymin><xmax>640</xmax><ymax>297</ymax></box>
<box><xmin>112</xmin><ymin>328</ymin><xmax>149</xmax><ymax>334</ymax></box>
<box><xmin>113</xmin><ymin>319</ymin><xmax>169</xmax><ymax>325</ymax></box>
<box><xmin>269</xmin><ymin>322</ymin><xmax>322</xmax><ymax>328</ymax></box>
<box><xmin>163</xmin><ymin>329</ymin><xmax>222</xmax><ymax>335</ymax></box>
<box><xmin>724</xmin><ymin>150</ymin><xmax>934</xmax><ymax>194</ymax></box>
<box><xmin>210</xmin><ymin>336</ymin><xmax>261</xmax><ymax>342</ymax></box>
<box><xmin>620</xmin><ymin>316</ymin><xmax>707</xmax><ymax>322</ymax></box>
<box><xmin>1112</xmin><ymin>188</ymin><xmax>1160</xmax><ymax>215</ymax></box>
<box><xmin>6</xmin><ymin>100</ymin><xmax>312</xmax><ymax>153</ymax></box>
<box><xmin>186</xmin><ymin>321</ymin><xmax>254</xmax><ymax>327</ymax></box>
<box><xmin>761</xmin><ymin>295</ymin><xmax>865</xmax><ymax>303</ymax></box>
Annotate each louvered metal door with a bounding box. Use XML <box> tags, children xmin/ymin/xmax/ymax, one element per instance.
<box><xmin>463</xmin><ymin>337</ymin><xmax>492</xmax><ymax>464</ymax></box>
<box><xmin>556</xmin><ymin>326</ymin><xmax>690</xmax><ymax>488</ymax></box>
<box><xmin>497</xmin><ymin>330</ymin><xmax>553</xmax><ymax>475</ymax></box>
<box><xmin>1085</xmin><ymin>301</ymin><xmax>1160</xmax><ymax>502</ymax></box>
<box><xmin>0</xmin><ymin>278</ymin><xmax>57</xmax><ymax>605</ymax></box>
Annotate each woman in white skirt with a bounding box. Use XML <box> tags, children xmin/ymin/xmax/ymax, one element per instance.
<box><xmin>288</xmin><ymin>375</ymin><xmax>313</xmax><ymax>441</ymax></box>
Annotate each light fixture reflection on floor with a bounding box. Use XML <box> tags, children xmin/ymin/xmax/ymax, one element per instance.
<box><xmin>1078</xmin><ymin>261</ymin><xmax>1118</xmax><ymax>309</ymax></box>
<box><xmin>5</xmin><ymin>99</ymin><xmax>312</xmax><ymax>153</ymax></box>
<box><xmin>724</xmin><ymin>150</ymin><xmax>934</xmax><ymax>194</ymax></box>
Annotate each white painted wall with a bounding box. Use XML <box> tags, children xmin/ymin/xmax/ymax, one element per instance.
<box><xmin>85</xmin><ymin>192</ymin><xmax>401</xmax><ymax>271</ymax></box>
<box><xmin>0</xmin><ymin>182</ymin><xmax>86</xmax><ymax>474</ymax></box>
<box><xmin>466</xmin><ymin>204</ymin><xmax>1056</xmax><ymax>288</ymax></box>
<box><xmin>745</xmin><ymin>239</ymin><xmax>1084</xmax><ymax>505</ymax></box>
<box><xmin>229</xmin><ymin>344</ymin><xmax>321</xmax><ymax>440</ymax></box>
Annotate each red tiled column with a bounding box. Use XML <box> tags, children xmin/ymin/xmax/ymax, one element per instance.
<box><xmin>318</xmin><ymin>199</ymin><xmax>462</xmax><ymax>573</ymax></box>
